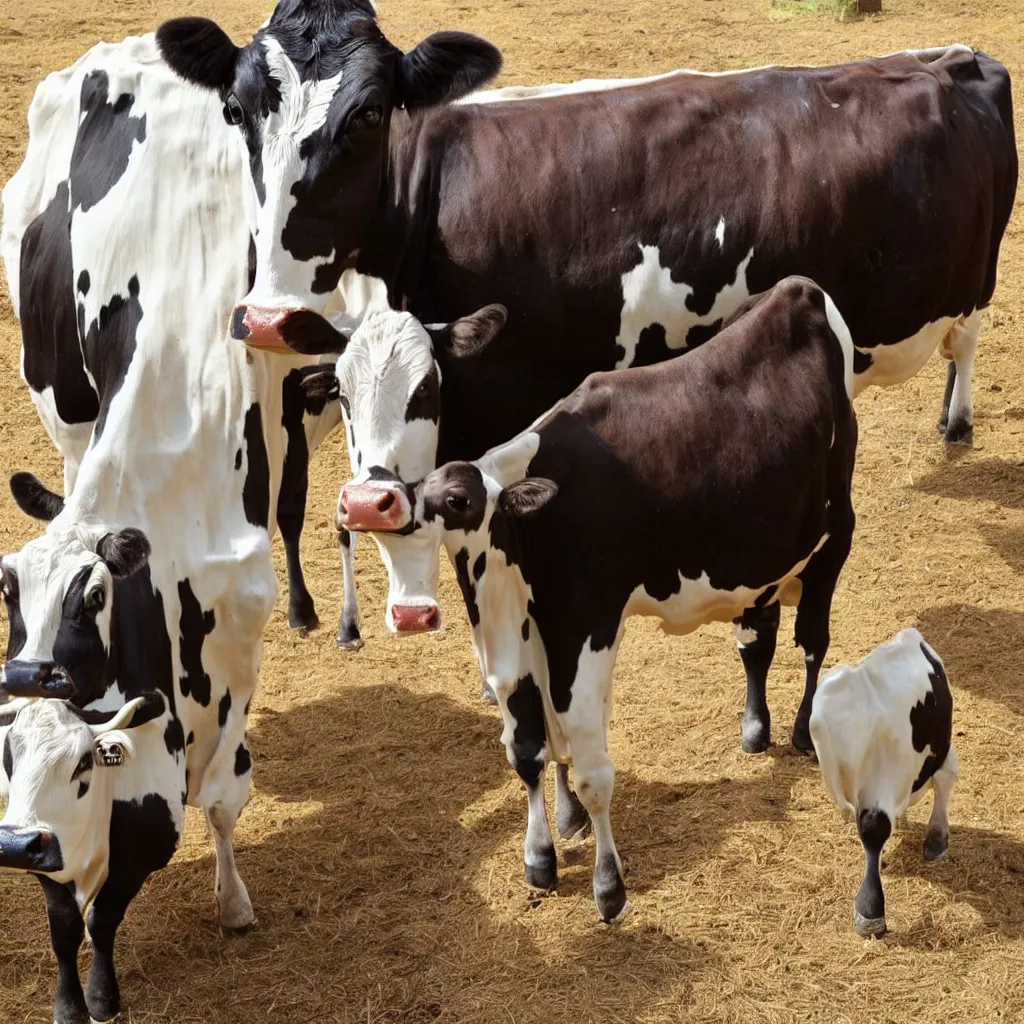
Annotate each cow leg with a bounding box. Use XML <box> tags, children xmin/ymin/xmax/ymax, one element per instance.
<box><xmin>792</xmin><ymin>528</ymin><xmax>853</xmax><ymax>752</ymax></box>
<box><xmin>735</xmin><ymin>601</ymin><xmax>781</xmax><ymax>753</ymax></box>
<box><xmin>939</xmin><ymin>310</ymin><xmax>981</xmax><ymax>444</ymax></box>
<box><xmin>923</xmin><ymin>745</ymin><xmax>959</xmax><ymax>861</ymax></box>
<box><xmin>279</xmin><ymin>480</ymin><xmax>319</xmax><ymax>633</ymax></box>
<box><xmin>853</xmin><ymin>807</ymin><xmax>891</xmax><ymax>938</ymax></box>
<box><xmin>336</xmin><ymin>529</ymin><xmax>364</xmax><ymax>650</ymax></box>
<box><xmin>206</xmin><ymin>802</ymin><xmax>256</xmax><ymax>931</ymax></box>
<box><xmin>37</xmin><ymin>875</ymin><xmax>88</xmax><ymax>1024</ymax></box>
<box><xmin>555</xmin><ymin>761</ymin><xmax>591</xmax><ymax>840</ymax></box>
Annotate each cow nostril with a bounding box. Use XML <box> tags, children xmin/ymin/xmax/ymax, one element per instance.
<box><xmin>376</xmin><ymin>492</ymin><xmax>396</xmax><ymax>513</ymax></box>
<box><xmin>425</xmin><ymin>607</ymin><xmax>439</xmax><ymax>629</ymax></box>
<box><xmin>25</xmin><ymin>833</ymin><xmax>44</xmax><ymax>855</ymax></box>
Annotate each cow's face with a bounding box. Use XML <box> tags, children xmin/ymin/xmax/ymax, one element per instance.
<box><xmin>0</xmin><ymin>694</ymin><xmax>164</xmax><ymax>885</ymax></box>
<box><xmin>157</xmin><ymin>3</ymin><xmax>502</xmax><ymax>352</ymax></box>
<box><xmin>1</xmin><ymin>474</ymin><xmax>151</xmax><ymax>705</ymax></box>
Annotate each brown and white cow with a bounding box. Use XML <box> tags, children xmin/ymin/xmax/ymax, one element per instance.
<box><xmin>386</xmin><ymin>277</ymin><xmax>858</xmax><ymax>921</ymax></box>
<box><xmin>154</xmin><ymin>3</ymin><xmax>1016</xmax><ymax>649</ymax></box>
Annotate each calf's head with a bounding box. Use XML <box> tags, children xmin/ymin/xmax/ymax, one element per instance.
<box><xmin>156</xmin><ymin>1</ymin><xmax>502</xmax><ymax>352</ymax></box>
<box><xmin>0</xmin><ymin>693</ymin><xmax>165</xmax><ymax>884</ymax></box>
<box><xmin>1</xmin><ymin>473</ymin><xmax>151</xmax><ymax>705</ymax></box>
<box><xmin>299</xmin><ymin>305</ymin><xmax>506</xmax><ymax>632</ymax></box>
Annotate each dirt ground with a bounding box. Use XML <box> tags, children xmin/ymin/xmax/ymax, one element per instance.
<box><xmin>1</xmin><ymin>0</ymin><xmax>1024</xmax><ymax>1021</ymax></box>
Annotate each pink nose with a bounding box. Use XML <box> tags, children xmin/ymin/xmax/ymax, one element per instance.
<box><xmin>231</xmin><ymin>304</ymin><xmax>304</xmax><ymax>353</ymax></box>
<box><xmin>391</xmin><ymin>604</ymin><xmax>441</xmax><ymax>633</ymax></box>
<box><xmin>338</xmin><ymin>483</ymin><xmax>409</xmax><ymax>532</ymax></box>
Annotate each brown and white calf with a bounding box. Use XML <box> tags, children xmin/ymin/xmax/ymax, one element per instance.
<box><xmin>810</xmin><ymin>628</ymin><xmax>958</xmax><ymax>938</ymax></box>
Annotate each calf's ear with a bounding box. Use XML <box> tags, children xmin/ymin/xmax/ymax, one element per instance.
<box><xmin>157</xmin><ymin>17</ymin><xmax>239</xmax><ymax>92</ymax></box>
<box><xmin>10</xmin><ymin>472</ymin><xmax>64</xmax><ymax>522</ymax></box>
<box><xmin>397</xmin><ymin>32</ymin><xmax>502</xmax><ymax>111</ymax></box>
<box><xmin>497</xmin><ymin>478</ymin><xmax>558</xmax><ymax>518</ymax></box>
<box><xmin>300</xmin><ymin>369</ymin><xmax>341</xmax><ymax>404</ymax></box>
<box><xmin>427</xmin><ymin>304</ymin><xmax>507</xmax><ymax>360</ymax></box>
<box><xmin>97</xmin><ymin>528</ymin><xmax>151</xmax><ymax>579</ymax></box>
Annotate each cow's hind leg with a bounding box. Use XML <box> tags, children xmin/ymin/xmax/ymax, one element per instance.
<box><xmin>924</xmin><ymin>745</ymin><xmax>959</xmax><ymax>861</ymax></box>
<box><xmin>735</xmin><ymin>601</ymin><xmax>781</xmax><ymax>753</ymax></box>
<box><xmin>792</xmin><ymin>523</ymin><xmax>854</xmax><ymax>752</ymax></box>
<box><xmin>555</xmin><ymin>761</ymin><xmax>591</xmax><ymax>840</ymax></box>
<box><xmin>939</xmin><ymin>310</ymin><xmax>981</xmax><ymax>444</ymax></box>
<box><xmin>499</xmin><ymin>674</ymin><xmax>556</xmax><ymax>889</ymax></box>
<box><xmin>854</xmin><ymin>807</ymin><xmax>891</xmax><ymax>937</ymax></box>
<box><xmin>38</xmin><ymin>876</ymin><xmax>88</xmax><ymax>1024</ymax></box>
<box><xmin>337</xmin><ymin>529</ymin><xmax>364</xmax><ymax>650</ymax></box>
<box><xmin>206</xmin><ymin>798</ymin><xmax>256</xmax><ymax>932</ymax></box>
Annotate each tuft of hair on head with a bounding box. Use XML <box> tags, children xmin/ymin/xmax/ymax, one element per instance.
<box><xmin>96</xmin><ymin>528</ymin><xmax>151</xmax><ymax>579</ymax></box>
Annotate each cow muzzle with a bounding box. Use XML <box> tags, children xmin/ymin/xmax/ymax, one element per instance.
<box><xmin>231</xmin><ymin>305</ymin><xmax>349</xmax><ymax>356</ymax></box>
<box><xmin>338</xmin><ymin>483</ymin><xmax>412</xmax><ymax>533</ymax></box>
<box><xmin>388</xmin><ymin>603</ymin><xmax>442</xmax><ymax>634</ymax></box>
<box><xmin>1</xmin><ymin>661</ymin><xmax>75</xmax><ymax>699</ymax></box>
<box><xmin>0</xmin><ymin>827</ymin><xmax>63</xmax><ymax>873</ymax></box>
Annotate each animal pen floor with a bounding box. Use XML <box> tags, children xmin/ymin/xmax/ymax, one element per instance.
<box><xmin>1</xmin><ymin>0</ymin><xmax>1024</xmax><ymax>1021</ymax></box>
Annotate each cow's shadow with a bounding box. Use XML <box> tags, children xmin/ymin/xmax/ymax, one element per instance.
<box><xmin>913</xmin><ymin>457</ymin><xmax>1024</xmax><ymax>510</ymax></box>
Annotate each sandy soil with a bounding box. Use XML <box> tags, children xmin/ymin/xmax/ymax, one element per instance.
<box><xmin>1</xmin><ymin>0</ymin><xmax>1023</xmax><ymax>1021</ymax></box>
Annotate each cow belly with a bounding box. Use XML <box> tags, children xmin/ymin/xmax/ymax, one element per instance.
<box><xmin>625</xmin><ymin>541</ymin><xmax>826</xmax><ymax>634</ymax></box>
<box><xmin>853</xmin><ymin>315</ymin><xmax>960</xmax><ymax>395</ymax></box>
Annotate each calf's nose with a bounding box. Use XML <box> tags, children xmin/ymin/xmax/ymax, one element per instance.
<box><xmin>0</xmin><ymin>828</ymin><xmax>63</xmax><ymax>873</ymax></box>
<box><xmin>390</xmin><ymin>603</ymin><xmax>441</xmax><ymax>634</ymax></box>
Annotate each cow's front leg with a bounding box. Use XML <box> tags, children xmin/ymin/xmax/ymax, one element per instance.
<box><xmin>336</xmin><ymin>529</ymin><xmax>364</xmax><ymax>650</ymax></box>
<box><xmin>734</xmin><ymin>601</ymin><xmax>780</xmax><ymax>753</ymax></box>
<box><xmin>37</xmin><ymin>876</ymin><xmax>88</xmax><ymax>1024</ymax></box>
<box><xmin>496</xmin><ymin>674</ymin><xmax>556</xmax><ymax>890</ymax></box>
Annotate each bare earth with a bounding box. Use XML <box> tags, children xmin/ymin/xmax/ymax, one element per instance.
<box><xmin>1</xmin><ymin>1</ymin><xmax>1023</xmax><ymax>1021</ymax></box>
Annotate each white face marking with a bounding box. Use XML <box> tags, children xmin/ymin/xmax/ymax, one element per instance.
<box><xmin>335</xmin><ymin>310</ymin><xmax>441</xmax><ymax>488</ymax></box>
<box><xmin>614</xmin><ymin>243</ymin><xmax>754</xmax><ymax>369</ymax></box>
<box><xmin>715</xmin><ymin>216</ymin><xmax>726</xmax><ymax>249</ymax></box>
<box><xmin>374</xmin><ymin>528</ymin><xmax>443</xmax><ymax>631</ymax></box>
<box><xmin>239</xmin><ymin>41</ymin><xmax>345</xmax><ymax>314</ymax></box>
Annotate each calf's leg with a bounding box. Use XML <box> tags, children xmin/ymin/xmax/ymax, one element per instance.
<box><xmin>924</xmin><ymin>745</ymin><xmax>959</xmax><ymax>861</ymax></box>
<box><xmin>555</xmin><ymin>762</ymin><xmax>591</xmax><ymax>840</ymax></box>
<box><xmin>735</xmin><ymin>601</ymin><xmax>781</xmax><ymax>753</ymax></box>
<box><xmin>854</xmin><ymin>807</ymin><xmax>891</xmax><ymax>937</ymax></box>
<box><xmin>278</xmin><ymin>443</ymin><xmax>319</xmax><ymax>632</ymax></box>
<box><xmin>938</xmin><ymin>310</ymin><xmax>981</xmax><ymax>444</ymax></box>
<box><xmin>38</xmin><ymin>876</ymin><xmax>88</xmax><ymax>1024</ymax></box>
<box><xmin>337</xmin><ymin>529</ymin><xmax>364</xmax><ymax>650</ymax></box>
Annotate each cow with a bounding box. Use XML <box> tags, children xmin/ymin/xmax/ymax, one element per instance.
<box><xmin>0</xmin><ymin>45</ymin><xmax>341</xmax><ymax>639</ymax></box>
<box><xmin>0</xmin><ymin>35</ymin><xmax>323</xmax><ymax>1024</ymax></box>
<box><xmin>809</xmin><ymin>628</ymin><xmax>958</xmax><ymax>938</ymax></box>
<box><xmin>153</xmin><ymin>4</ymin><xmax>1016</xmax><ymax>645</ymax></box>
<box><xmin>370</xmin><ymin>276</ymin><xmax>858</xmax><ymax>922</ymax></box>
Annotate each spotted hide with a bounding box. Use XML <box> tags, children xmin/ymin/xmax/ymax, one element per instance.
<box><xmin>809</xmin><ymin>627</ymin><xmax>959</xmax><ymax>938</ymax></box>
<box><xmin>155</xmin><ymin>7</ymin><xmax>1014</xmax><ymax>642</ymax></box>
<box><xmin>0</xmin><ymin>38</ymin><xmax>341</xmax><ymax>638</ymax></box>
<box><xmin>0</xmin><ymin>35</ymin><xmax>332</xmax><ymax>1024</ymax></box>
<box><xmin>398</xmin><ymin>277</ymin><xmax>858</xmax><ymax>923</ymax></box>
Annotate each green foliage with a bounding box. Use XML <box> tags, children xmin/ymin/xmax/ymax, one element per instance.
<box><xmin>767</xmin><ymin>0</ymin><xmax>860</xmax><ymax>21</ymax></box>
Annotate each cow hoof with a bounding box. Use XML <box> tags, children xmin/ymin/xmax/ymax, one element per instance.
<box><xmin>601</xmin><ymin>898</ymin><xmax>633</xmax><ymax>925</ymax></box>
<box><xmin>923</xmin><ymin>828</ymin><xmax>949</xmax><ymax>862</ymax></box>
<box><xmin>791</xmin><ymin>720</ymin><xmax>814</xmax><ymax>753</ymax></box>
<box><xmin>944</xmin><ymin>420</ymin><xmax>973</xmax><ymax>445</ymax></box>
<box><xmin>336</xmin><ymin>629</ymin><xmax>363</xmax><ymax>652</ymax></box>
<box><xmin>288</xmin><ymin>607</ymin><xmax>320</xmax><ymax>632</ymax></box>
<box><xmin>556</xmin><ymin>793</ymin><xmax>591</xmax><ymax>841</ymax></box>
<box><xmin>741</xmin><ymin>720</ymin><xmax>771</xmax><ymax>754</ymax></box>
<box><xmin>854</xmin><ymin>911</ymin><xmax>887</xmax><ymax>938</ymax></box>
<box><xmin>220</xmin><ymin>916</ymin><xmax>258</xmax><ymax>937</ymax></box>
<box><xmin>480</xmin><ymin>681</ymin><xmax>498</xmax><ymax>706</ymax></box>
<box><xmin>525</xmin><ymin>850</ymin><xmax>558</xmax><ymax>891</ymax></box>
<box><xmin>594</xmin><ymin>852</ymin><xmax>627</xmax><ymax>923</ymax></box>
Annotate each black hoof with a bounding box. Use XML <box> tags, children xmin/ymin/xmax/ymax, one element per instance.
<box><xmin>53</xmin><ymin>993</ymin><xmax>91</xmax><ymax>1024</ymax></box>
<box><xmin>481</xmin><ymin>681</ymin><xmax>498</xmax><ymax>706</ymax></box>
<box><xmin>525</xmin><ymin>848</ymin><xmax>557</xmax><ymax>891</ymax></box>
<box><xmin>594</xmin><ymin>853</ymin><xmax>628</xmax><ymax>923</ymax></box>
<box><xmin>791</xmin><ymin>720</ymin><xmax>814</xmax><ymax>753</ymax></box>
<box><xmin>288</xmin><ymin>595</ymin><xmax>319</xmax><ymax>632</ymax></box>
<box><xmin>85</xmin><ymin>985</ymin><xmax>120</xmax><ymax>1024</ymax></box>
<box><xmin>923</xmin><ymin>827</ymin><xmax>949</xmax><ymax>862</ymax></box>
<box><xmin>943</xmin><ymin>419</ymin><xmax>973</xmax><ymax>445</ymax></box>
<box><xmin>741</xmin><ymin>717</ymin><xmax>771</xmax><ymax>754</ymax></box>
<box><xmin>556</xmin><ymin>791</ymin><xmax>591</xmax><ymax>841</ymax></box>
<box><xmin>336</xmin><ymin>624</ymin><xmax>363</xmax><ymax>651</ymax></box>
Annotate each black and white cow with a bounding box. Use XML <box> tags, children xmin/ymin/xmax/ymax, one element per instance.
<box><xmin>0</xmin><ymin>38</ymin><xmax>341</xmax><ymax>636</ymax></box>
<box><xmin>154</xmin><ymin>4</ymin><xmax>1016</xmax><ymax>642</ymax></box>
<box><xmin>0</xmin><ymin>35</ymin><xmax>319</xmax><ymax>1023</ymax></box>
<box><xmin>809</xmin><ymin>628</ymin><xmax>958</xmax><ymax>938</ymax></box>
<box><xmin>387</xmin><ymin>277</ymin><xmax>858</xmax><ymax>922</ymax></box>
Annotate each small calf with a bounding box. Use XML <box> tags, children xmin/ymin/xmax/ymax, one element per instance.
<box><xmin>809</xmin><ymin>627</ymin><xmax>958</xmax><ymax>938</ymax></box>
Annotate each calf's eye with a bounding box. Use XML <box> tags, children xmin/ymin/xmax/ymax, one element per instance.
<box><xmin>224</xmin><ymin>94</ymin><xmax>244</xmax><ymax>126</ymax></box>
<box><xmin>85</xmin><ymin>588</ymin><xmax>105</xmax><ymax>613</ymax></box>
<box><xmin>446</xmin><ymin>494</ymin><xmax>470</xmax><ymax>513</ymax></box>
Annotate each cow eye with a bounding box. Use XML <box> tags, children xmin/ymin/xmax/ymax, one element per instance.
<box><xmin>85</xmin><ymin>587</ymin><xmax>105</xmax><ymax>613</ymax></box>
<box><xmin>224</xmin><ymin>94</ymin><xmax>244</xmax><ymax>126</ymax></box>
<box><xmin>352</xmin><ymin>105</ymin><xmax>383</xmax><ymax>131</ymax></box>
<box><xmin>72</xmin><ymin>750</ymin><xmax>93</xmax><ymax>781</ymax></box>
<box><xmin>446</xmin><ymin>494</ymin><xmax>470</xmax><ymax>513</ymax></box>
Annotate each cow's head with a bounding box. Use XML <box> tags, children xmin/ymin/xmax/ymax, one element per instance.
<box><xmin>0</xmin><ymin>693</ymin><xmax>165</xmax><ymax>885</ymax></box>
<box><xmin>156</xmin><ymin>2</ymin><xmax>502</xmax><ymax>352</ymax></box>
<box><xmin>296</xmin><ymin>305</ymin><xmax>506</xmax><ymax>632</ymax></box>
<box><xmin>1</xmin><ymin>473</ymin><xmax>151</xmax><ymax>706</ymax></box>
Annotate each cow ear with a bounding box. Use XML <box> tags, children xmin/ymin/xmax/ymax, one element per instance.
<box><xmin>497</xmin><ymin>478</ymin><xmax>558</xmax><ymax>518</ymax></box>
<box><xmin>397</xmin><ymin>32</ymin><xmax>502</xmax><ymax>111</ymax></box>
<box><xmin>157</xmin><ymin>17</ymin><xmax>240</xmax><ymax>92</ymax></box>
<box><xmin>300</xmin><ymin>369</ymin><xmax>341</xmax><ymax>404</ymax></box>
<box><xmin>96</xmin><ymin>528</ymin><xmax>151</xmax><ymax>579</ymax></box>
<box><xmin>427</xmin><ymin>304</ymin><xmax>507</xmax><ymax>360</ymax></box>
<box><xmin>10</xmin><ymin>472</ymin><xmax>64</xmax><ymax>522</ymax></box>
